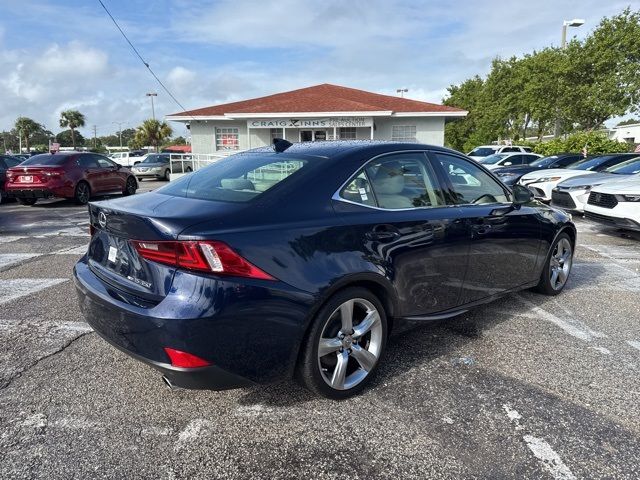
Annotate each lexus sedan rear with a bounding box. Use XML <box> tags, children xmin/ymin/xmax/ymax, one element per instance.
<box><xmin>75</xmin><ymin>141</ymin><xmax>576</xmax><ymax>399</ymax></box>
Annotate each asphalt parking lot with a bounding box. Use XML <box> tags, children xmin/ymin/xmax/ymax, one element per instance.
<box><xmin>0</xmin><ymin>186</ymin><xmax>639</xmax><ymax>479</ymax></box>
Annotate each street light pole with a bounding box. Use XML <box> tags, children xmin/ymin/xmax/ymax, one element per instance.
<box><xmin>146</xmin><ymin>93</ymin><xmax>158</xmax><ymax>121</ymax></box>
<box><xmin>555</xmin><ymin>18</ymin><xmax>585</xmax><ymax>137</ymax></box>
<box><xmin>396</xmin><ymin>88</ymin><xmax>408</xmax><ymax>98</ymax></box>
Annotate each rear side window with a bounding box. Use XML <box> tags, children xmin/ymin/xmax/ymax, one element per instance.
<box><xmin>20</xmin><ymin>154</ymin><xmax>69</xmax><ymax>166</ymax></box>
<box><xmin>158</xmin><ymin>154</ymin><xmax>308</xmax><ymax>202</ymax></box>
<box><xmin>78</xmin><ymin>155</ymin><xmax>99</xmax><ymax>168</ymax></box>
<box><xmin>340</xmin><ymin>153</ymin><xmax>445</xmax><ymax>209</ymax></box>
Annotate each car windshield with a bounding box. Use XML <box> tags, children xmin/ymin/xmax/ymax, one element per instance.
<box><xmin>19</xmin><ymin>154</ymin><xmax>69</xmax><ymax>166</ymax></box>
<box><xmin>158</xmin><ymin>153</ymin><xmax>309</xmax><ymax>202</ymax></box>
<box><xmin>141</xmin><ymin>154</ymin><xmax>167</xmax><ymax>164</ymax></box>
<box><xmin>529</xmin><ymin>155</ymin><xmax>559</xmax><ymax>167</ymax></box>
<box><xmin>468</xmin><ymin>147</ymin><xmax>497</xmax><ymax>157</ymax></box>
<box><xmin>605</xmin><ymin>157</ymin><xmax>640</xmax><ymax>174</ymax></box>
<box><xmin>478</xmin><ymin>154</ymin><xmax>507</xmax><ymax>165</ymax></box>
<box><xmin>566</xmin><ymin>155</ymin><xmax>618</xmax><ymax>171</ymax></box>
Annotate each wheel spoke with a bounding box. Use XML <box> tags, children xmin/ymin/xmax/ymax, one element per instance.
<box><xmin>350</xmin><ymin>344</ymin><xmax>377</xmax><ymax>372</ymax></box>
<box><xmin>330</xmin><ymin>351</ymin><xmax>349</xmax><ymax>389</ymax></box>
<box><xmin>353</xmin><ymin>310</ymin><xmax>380</xmax><ymax>339</ymax></box>
<box><xmin>558</xmin><ymin>268</ymin><xmax>568</xmax><ymax>284</ymax></box>
<box><xmin>550</xmin><ymin>269</ymin><xmax>559</xmax><ymax>287</ymax></box>
<box><xmin>318</xmin><ymin>337</ymin><xmax>342</xmax><ymax>357</ymax></box>
<box><xmin>339</xmin><ymin>300</ymin><xmax>354</xmax><ymax>333</ymax></box>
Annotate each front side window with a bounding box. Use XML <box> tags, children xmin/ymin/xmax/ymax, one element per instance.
<box><xmin>159</xmin><ymin>153</ymin><xmax>308</xmax><ymax>203</ymax></box>
<box><xmin>341</xmin><ymin>153</ymin><xmax>445</xmax><ymax>209</ymax></box>
<box><xmin>434</xmin><ymin>153</ymin><xmax>510</xmax><ymax>205</ymax></box>
<box><xmin>95</xmin><ymin>156</ymin><xmax>115</xmax><ymax>168</ymax></box>
<box><xmin>216</xmin><ymin>127</ymin><xmax>239</xmax><ymax>151</ymax></box>
<box><xmin>391</xmin><ymin>125</ymin><xmax>417</xmax><ymax>142</ymax></box>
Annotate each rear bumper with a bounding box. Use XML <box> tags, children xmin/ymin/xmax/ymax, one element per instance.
<box><xmin>5</xmin><ymin>188</ymin><xmax>56</xmax><ymax>199</ymax></box>
<box><xmin>5</xmin><ymin>182</ymin><xmax>74</xmax><ymax>199</ymax></box>
<box><xmin>73</xmin><ymin>257</ymin><xmax>315</xmax><ymax>390</ymax></box>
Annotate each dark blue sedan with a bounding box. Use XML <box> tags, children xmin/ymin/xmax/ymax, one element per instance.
<box><xmin>74</xmin><ymin>141</ymin><xmax>576</xmax><ymax>399</ymax></box>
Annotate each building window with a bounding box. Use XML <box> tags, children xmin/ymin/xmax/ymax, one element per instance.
<box><xmin>392</xmin><ymin>125</ymin><xmax>417</xmax><ymax>142</ymax></box>
<box><xmin>216</xmin><ymin>128</ymin><xmax>239</xmax><ymax>150</ymax></box>
<box><xmin>270</xmin><ymin>128</ymin><xmax>284</xmax><ymax>141</ymax></box>
<box><xmin>339</xmin><ymin>127</ymin><xmax>357</xmax><ymax>140</ymax></box>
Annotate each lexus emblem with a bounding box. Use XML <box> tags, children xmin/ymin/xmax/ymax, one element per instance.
<box><xmin>595</xmin><ymin>194</ymin><xmax>602</xmax><ymax>203</ymax></box>
<box><xmin>98</xmin><ymin>212</ymin><xmax>107</xmax><ymax>228</ymax></box>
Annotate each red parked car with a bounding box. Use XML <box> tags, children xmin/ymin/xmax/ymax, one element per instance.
<box><xmin>4</xmin><ymin>152</ymin><xmax>138</xmax><ymax>206</ymax></box>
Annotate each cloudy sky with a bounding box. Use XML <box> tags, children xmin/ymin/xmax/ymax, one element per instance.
<box><xmin>0</xmin><ymin>0</ymin><xmax>632</xmax><ymax>138</ymax></box>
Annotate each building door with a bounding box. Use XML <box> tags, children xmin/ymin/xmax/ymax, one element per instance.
<box><xmin>300</xmin><ymin>130</ymin><xmax>313</xmax><ymax>142</ymax></box>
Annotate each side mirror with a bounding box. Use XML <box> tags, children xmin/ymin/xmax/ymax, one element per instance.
<box><xmin>512</xmin><ymin>184</ymin><xmax>534</xmax><ymax>205</ymax></box>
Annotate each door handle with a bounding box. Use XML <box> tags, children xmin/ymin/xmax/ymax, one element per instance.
<box><xmin>366</xmin><ymin>224</ymin><xmax>401</xmax><ymax>242</ymax></box>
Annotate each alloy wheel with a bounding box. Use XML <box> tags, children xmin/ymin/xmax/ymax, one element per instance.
<box><xmin>317</xmin><ymin>298</ymin><xmax>383</xmax><ymax>391</ymax></box>
<box><xmin>549</xmin><ymin>237</ymin><xmax>572</xmax><ymax>290</ymax></box>
<box><xmin>126</xmin><ymin>177</ymin><xmax>137</xmax><ymax>194</ymax></box>
<box><xmin>76</xmin><ymin>183</ymin><xmax>89</xmax><ymax>204</ymax></box>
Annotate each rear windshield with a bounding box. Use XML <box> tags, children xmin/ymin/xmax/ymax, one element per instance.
<box><xmin>141</xmin><ymin>154</ymin><xmax>168</xmax><ymax>163</ymax></box>
<box><xmin>468</xmin><ymin>147</ymin><xmax>497</xmax><ymax>157</ymax></box>
<box><xmin>19</xmin><ymin>154</ymin><xmax>70</xmax><ymax>166</ymax></box>
<box><xmin>567</xmin><ymin>155</ymin><xmax>619</xmax><ymax>171</ymax></box>
<box><xmin>158</xmin><ymin>154</ymin><xmax>309</xmax><ymax>202</ymax></box>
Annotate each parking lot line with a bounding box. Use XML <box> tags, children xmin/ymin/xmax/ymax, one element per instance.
<box><xmin>0</xmin><ymin>278</ymin><xmax>68</xmax><ymax>305</ymax></box>
<box><xmin>0</xmin><ymin>253</ymin><xmax>41</xmax><ymax>271</ymax></box>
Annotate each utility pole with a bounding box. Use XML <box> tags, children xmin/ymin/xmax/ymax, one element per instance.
<box><xmin>146</xmin><ymin>93</ymin><xmax>158</xmax><ymax>121</ymax></box>
<box><xmin>112</xmin><ymin>122</ymin><xmax>124</xmax><ymax>149</ymax></box>
<box><xmin>92</xmin><ymin>125</ymin><xmax>98</xmax><ymax>149</ymax></box>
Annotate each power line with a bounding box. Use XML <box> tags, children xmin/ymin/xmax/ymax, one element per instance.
<box><xmin>97</xmin><ymin>0</ymin><xmax>194</xmax><ymax>119</ymax></box>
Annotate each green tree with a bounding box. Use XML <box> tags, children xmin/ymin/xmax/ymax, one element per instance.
<box><xmin>443</xmin><ymin>76</ymin><xmax>488</xmax><ymax>152</ymax></box>
<box><xmin>532</xmin><ymin>131</ymin><xmax>630</xmax><ymax>156</ymax></box>
<box><xmin>59</xmin><ymin>110</ymin><xmax>86</xmax><ymax>149</ymax></box>
<box><xmin>134</xmin><ymin>119</ymin><xmax>173</xmax><ymax>152</ymax></box>
<box><xmin>616</xmin><ymin>118</ymin><xmax>639</xmax><ymax>126</ymax></box>
<box><xmin>56</xmin><ymin>129</ymin><xmax>86</xmax><ymax>147</ymax></box>
<box><xmin>14</xmin><ymin>117</ymin><xmax>43</xmax><ymax>153</ymax></box>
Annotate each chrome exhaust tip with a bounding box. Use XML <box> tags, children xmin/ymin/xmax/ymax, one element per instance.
<box><xmin>161</xmin><ymin>375</ymin><xmax>174</xmax><ymax>390</ymax></box>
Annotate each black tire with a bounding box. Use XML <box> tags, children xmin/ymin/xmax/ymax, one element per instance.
<box><xmin>123</xmin><ymin>176</ymin><xmax>137</xmax><ymax>196</ymax></box>
<box><xmin>164</xmin><ymin>169</ymin><xmax>171</xmax><ymax>181</ymax></box>
<box><xmin>74</xmin><ymin>181</ymin><xmax>91</xmax><ymax>205</ymax></box>
<box><xmin>296</xmin><ymin>287</ymin><xmax>387</xmax><ymax>399</ymax></box>
<box><xmin>533</xmin><ymin>232</ymin><xmax>573</xmax><ymax>296</ymax></box>
<box><xmin>19</xmin><ymin>198</ymin><xmax>37</xmax><ymax>206</ymax></box>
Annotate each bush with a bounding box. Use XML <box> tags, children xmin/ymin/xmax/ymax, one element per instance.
<box><xmin>532</xmin><ymin>131</ymin><xmax>631</xmax><ymax>156</ymax></box>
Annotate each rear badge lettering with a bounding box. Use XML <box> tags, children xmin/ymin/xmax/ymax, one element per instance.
<box><xmin>127</xmin><ymin>276</ymin><xmax>151</xmax><ymax>288</ymax></box>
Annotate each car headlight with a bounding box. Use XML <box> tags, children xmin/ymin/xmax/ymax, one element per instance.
<box><xmin>619</xmin><ymin>194</ymin><xmax>640</xmax><ymax>202</ymax></box>
<box><xmin>567</xmin><ymin>184</ymin><xmax>592</xmax><ymax>191</ymax></box>
<box><xmin>533</xmin><ymin>176</ymin><xmax>562</xmax><ymax>183</ymax></box>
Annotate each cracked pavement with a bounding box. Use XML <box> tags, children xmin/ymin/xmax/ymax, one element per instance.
<box><xmin>1</xmin><ymin>186</ymin><xmax>639</xmax><ymax>479</ymax></box>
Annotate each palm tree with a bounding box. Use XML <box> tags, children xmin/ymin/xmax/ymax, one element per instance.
<box><xmin>59</xmin><ymin>110</ymin><xmax>86</xmax><ymax>149</ymax></box>
<box><xmin>14</xmin><ymin>117</ymin><xmax>41</xmax><ymax>153</ymax></box>
<box><xmin>134</xmin><ymin>119</ymin><xmax>173</xmax><ymax>152</ymax></box>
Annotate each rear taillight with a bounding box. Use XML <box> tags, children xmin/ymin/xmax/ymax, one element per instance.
<box><xmin>131</xmin><ymin>240</ymin><xmax>275</xmax><ymax>280</ymax></box>
<box><xmin>163</xmin><ymin>347</ymin><xmax>211</xmax><ymax>368</ymax></box>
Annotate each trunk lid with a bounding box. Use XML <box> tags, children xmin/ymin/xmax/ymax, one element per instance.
<box><xmin>87</xmin><ymin>192</ymin><xmax>244</xmax><ymax>302</ymax></box>
<box><xmin>7</xmin><ymin>166</ymin><xmax>61</xmax><ymax>185</ymax></box>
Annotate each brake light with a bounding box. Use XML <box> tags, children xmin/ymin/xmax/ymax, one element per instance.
<box><xmin>131</xmin><ymin>240</ymin><xmax>275</xmax><ymax>280</ymax></box>
<box><xmin>163</xmin><ymin>347</ymin><xmax>211</xmax><ymax>368</ymax></box>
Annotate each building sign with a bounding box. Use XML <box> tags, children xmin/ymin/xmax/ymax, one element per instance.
<box><xmin>247</xmin><ymin>117</ymin><xmax>373</xmax><ymax>129</ymax></box>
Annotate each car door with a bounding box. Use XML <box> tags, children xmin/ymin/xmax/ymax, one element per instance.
<box><xmin>95</xmin><ymin>155</ymin><xmax>123</xmax><ymax>192</ymax></box>
<box><xmin>429</xmin><ymin>151</ymin><xmax>542</xmax><ymax>305</ymax></box>
<box><xmin>77</xmin><ymin>154</ymin><xmax>104</xmax><ymax>192</ymax></box>
<box><xmin>333</xmin><ymin>151</ymin><xmax>469</xmax><ymax>316</ymax></box>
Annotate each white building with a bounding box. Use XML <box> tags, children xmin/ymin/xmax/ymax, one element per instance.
<box><xmin>609</xmin><ymin>123</ymin><xmax>640</xmax><ymax>144</ymax></box>
<box><xmin>166</xmin><ymin>84</ymin><xmax>467</xmax><ymax>154</ymax></box>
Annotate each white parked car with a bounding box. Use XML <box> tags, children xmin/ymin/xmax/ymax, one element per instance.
<box><xmin>551</xmin><ymin>156</ymin><xmax>640</xmax><ymax>212</ymax></box>
<box><xmin>518</xmin><ymin>153</ymin><xmax>639</xmax><ymax>202</ymax></box>
<box><xmin>109</xmin><ymin>150</ymin><xmax>147</xmax><ymax>167</ymax></box>
<box><xmin>467</xmin><ymin>145</ymin><xmax>533</xmax><ymax>161</ymax></box>
<box><xmin>478</xmin><ymin>152</ymin><xmax>542</xmax><ymax>170</ymax></box>
<box><xmin>584</xmin><ymin>175</ymin><xmax>640</xmax><ymax>231</ymax></box>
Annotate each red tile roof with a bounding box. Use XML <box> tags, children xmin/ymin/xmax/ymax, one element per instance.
<box><xmin>168</xmin><ymin>84</ymin><xmax>464</xmax><ymax>117</ymax></box>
